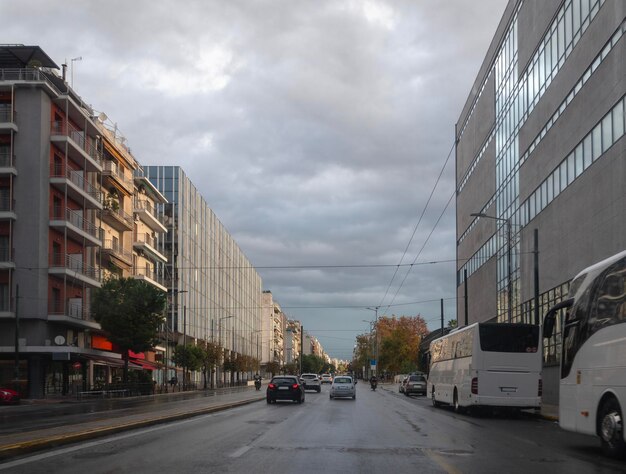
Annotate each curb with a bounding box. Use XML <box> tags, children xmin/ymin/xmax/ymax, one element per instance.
<box><xmin>0</xmin><ymin>396</ymin><xmax>263</xmax><ymax>461</ymax></box>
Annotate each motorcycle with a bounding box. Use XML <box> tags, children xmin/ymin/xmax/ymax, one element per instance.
<box><xmin>370</xmin><ymin>380</ymin><xmax>377</xmax><ymax>391</ymax></box>
<box><xmin>254</xmin><ymin>379</ymin><xmax>262</xmax><ymax>391</ymax></box>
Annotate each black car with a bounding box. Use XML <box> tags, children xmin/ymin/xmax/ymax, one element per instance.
<box><xmin>266</xmin><ymin>375</ymin><xmax>305</xmax><ymax>404</ymax></box>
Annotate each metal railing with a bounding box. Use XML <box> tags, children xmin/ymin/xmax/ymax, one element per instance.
<box><xmin>0</xmin><ymin>151</ymin><xmax>16</xmax><ymax>168</ymax></box>
<box><xmin>49</xmin><ymin>252</ymin><xmax>102</xmax><ymax>282</ymax></box>
<box><xmin>103</xmin><ymin>161</ymin><xmax>134</xmax><ymax>193</ymax></box>
<box><xmin>50</xmin><ymin>164</ymin><xmax>102</xmax><ymax>202</ymax></box>
<box><xmin>0</xmin><ymin>195</ymin><xmax>14</xmax><ymax>212</ymax></box>
<box><xmin>0</xmin><ymin>245</ymin><xmax>12</xmax><ymax>262</ymax></box>
<box><xmin>134</xmin><ymin>267</ymin><xmax>166</xmax><ymax>286</ymax></box>
<box><xmin>0</xmin><ymin>106</ymin><xmax>14</xmax><ymax>123</ymax></box>
<box><xmin>52</xmin><ymin>207</ymin><xmax>101</xmax><ymax>240</ymax></box>
<box><xmin>134</xmin><ymin>232</ymin><xmax>157</xmax><ymax>248</ymax></box>
<box><xmin>102</xmin><ymin>239</ymin><xmax>133</xmax><ymax>261</ymax></box>
<box><xmin>50</xmin><ymin>120</ymin><xmax>103</xmax><ymax>165</ymax></box>
<box><xmin>48</xmin><ymin>298</ymin><xmax>91</xmax><ymax>321</ymax></box>
<box><xmin>102</xmin><ymin>203</ymin><xmax>134</xmax><ymax>228</ymax></box>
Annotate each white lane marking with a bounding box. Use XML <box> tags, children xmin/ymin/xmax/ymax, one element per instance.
<box><xmin>228</xmin><ymin>445</ymin><xmax>251</xmax><ymax>458</ymax></box>
<box><xmin>0</xmin><ymin>411</ymin><xmax>223</xmax><ymax>471</ymax></box>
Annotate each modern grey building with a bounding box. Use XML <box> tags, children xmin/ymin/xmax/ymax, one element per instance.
<box><xmin>144</xmin><ymin>166</ymin><xmax>263</xmax><ymax>386</ymax></box>
<box><xmin>455</xmin><ymin>0</ymin><xmax>625</xmax><ymax>404</ymax></box>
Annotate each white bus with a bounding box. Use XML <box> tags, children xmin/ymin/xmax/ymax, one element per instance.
<box><xmin>543</xmin><ymin>250</ymin><xmax>626</xmax><ymax>458</ymax></box>
<box><xmin>428</xmin><ymin>322</ymin><xmax>542</xmax><ymax>413</ymax></box>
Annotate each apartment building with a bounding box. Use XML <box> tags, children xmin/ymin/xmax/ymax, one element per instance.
<box><xmin>0</xmin><ymin>45</ymin><xmax>169</xmax><ymax>397</ymax></box>
<box><xmin>143</xmin><ymin>166</ymin><xmax>263</xmax><ymax>386</ymax></box>
<box><xmin>455</xmin><ymin>1</ymin><xmax>625</xmax><ymax>404</ymax></box>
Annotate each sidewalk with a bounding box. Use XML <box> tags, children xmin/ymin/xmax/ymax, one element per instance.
<box><xmin>0</xmin><ymin>387</ymin><xmax>264</xmax><ymax>461</ymax></box>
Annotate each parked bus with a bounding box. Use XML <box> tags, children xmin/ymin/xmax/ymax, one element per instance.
<box><xmin>543</xmin><ymin>250</ymin><xmax>626</xmax><ymax>458</ymax></box>
<box><xmin>428</xmin><ymin>322</ymin><xmax>542</xmax><ymax>413</ymax></box>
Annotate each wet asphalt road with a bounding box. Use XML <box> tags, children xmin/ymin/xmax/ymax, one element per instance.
<box><xmin>0</xmin><ymin>383</ymin><xmax>624</xmax><ymax>473</ymax></box>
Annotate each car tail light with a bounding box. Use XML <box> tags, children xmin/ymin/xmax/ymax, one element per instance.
<box><xmin>471</xmin><ymin>377</ymin><xmax>478</xmax><ymax>395</ymax></box>
<box><xmin>292</xmin><ymin>383</ymin><xmax>299</xmax><ymax>390</ymax></box>
<box><xmin>268</xmin><ymin>383</ymin><xmax>276</xmax><ymax>390</ymax></box>
<box><xmin>538</xmin><ymin>378</ymin><xmax>542</xmax><ymax>397</ymax></box>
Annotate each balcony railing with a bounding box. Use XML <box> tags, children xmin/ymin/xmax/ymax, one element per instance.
<box><xmin>103</xmin><ymin>161</ymin><xmax>134</xmax><ymax>193</ymax></box>
<box><xmin>102</xmin><ymin>202</ymin><xmax>134</xmax><ymax>229</ymax></box>
<box><xmin>0</xmin><ymin>195</ymin><xmax>15</xmax><ymax>213</ymax></box>
<box><xmin>102</xmin><ymin>239</ymin><xmax>133</xmax><ymax>262</ymax></box>
<box><xmin>50</xmin><ymin>120</ymin><xmax>102</xmax><ymax>165</ymax></box>
<box><xmin>50</xmin><ymin>253</ymin><xmax>102</xmax><ymax>282</ymax></box>
<box><xmin>49</xmin><ymin>298</ymin><xmax>92</xmax><ymax>321</ymax></box>
<box><xmin>0</xmin><ymin>151</ymin><xmax>16</xmax><ymax>168</ymax></box>
<box><xmin>51</xmin><ymin>164</ymin><xmax>102</xmax><ymax>202</ymax></box>
<box><xmin>134</xmin><ymin>267</ymin><xmax>166</xmax><ymax>286</ymax></box>
<box><xmin>0</xmin><ymin>245</ymin><xmax>13</xmax><ymax>262</ymax></box>
<box><xmin>0</xmin><ymin>67</ymin><xmax>62</xmax><ymax>91</ymax></box>
<box><xmin>134</xmin><ymin>232</ymin><xmax>158</xmax><ymax>248</ymax></box>
<box><xmin>52</xmin><ymin>207</ymin><xmax>102</xmax><ymax>240</ymax></box>
<box><xmin>0</xmin><ymin>106</ymin><xmax>15</xmax><ymax>123</ymax></box>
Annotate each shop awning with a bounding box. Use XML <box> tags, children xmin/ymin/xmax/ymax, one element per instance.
<box><xmin>82</xmin><ymin>354</ymin><xmax>143</xmax><ymax>369</ymax></box>
<box><xmin>130</xmin><ymin>359</ymin><xmax>161</xmax><ymax>371</ymax></box>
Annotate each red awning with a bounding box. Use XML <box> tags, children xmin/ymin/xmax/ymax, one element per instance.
<box><xmin>130</xmin><ymin>359</ymin><xmax>161</xmax><ymax>371</ymax></box>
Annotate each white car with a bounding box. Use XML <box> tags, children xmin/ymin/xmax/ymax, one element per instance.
<box><xmin>299</xmin><ymin>373</ymin><xmax>322</xmax><ymax>392</ymax></box>
<box><xmin>320</xmin><ymin>374</ymin><xmax>333</xmax><ymax>384</ymax></box>
<box><xmin>329</xmin><ymin>375</ymin><xmax>356</xmax><ymax>400</ymax></box>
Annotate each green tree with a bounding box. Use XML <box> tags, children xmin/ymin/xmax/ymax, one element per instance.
<box><xmin>197</xmin><ymin>341</ymin><xmax>222</xmax><ymax>389</ymax></box>
<box><xmin>300</xmin><ymin>354</ymin><xmax>325</xmax><ymax>374</ymax></box>
<box><xmin>172</xmin><ymin>344</ymin><xmax>203</xmax><ymax>387</ymax></box>
<box><xmin>92</xmin><ymin>277</ymin><xmax>166</xmax><ymax>382</ymax></box>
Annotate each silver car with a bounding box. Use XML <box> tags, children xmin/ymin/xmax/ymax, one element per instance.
<box><xmin>329</xmin><ymin>375</ymin><xmax>356</xmax><ymax>400</ymax></box>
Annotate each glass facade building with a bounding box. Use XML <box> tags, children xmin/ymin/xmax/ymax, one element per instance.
<box><xmin>144</xmin><ymin>166</ymin><xmax>262</xmax><ymax>383</ymax></box>
<box><xmin>455</xmin><ymin>0</ymin><xmax>625</xmax><ymax>405</ymax></box>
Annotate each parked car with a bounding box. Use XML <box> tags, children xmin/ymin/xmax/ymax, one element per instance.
<box><xmin>320</xmin><ymin>374</ymin><xmax>333</xmax><ymax>384</ymax></box>
<box><xmin>0</xmin><ymin>387</ymin><xmax>20</xmax><ymax>405</ymax></box>
<box><xmin>404</xmin><ymin>373</ymin><xmax>427</xmax><ymax>396</ymax></box>
<box><xmin>329</xmin><ymin>375</ymin><xmax>356</xmax><ymax>400</ymax></box>
<box><xmin>299</xmin><ymin>373</ymin><xmax>321</xmax><ymax>392</ymax></box>
<box><xmin>266</xmin><ymin>376</ymin><xmax>305</xmax><ymax>404</ymax></box>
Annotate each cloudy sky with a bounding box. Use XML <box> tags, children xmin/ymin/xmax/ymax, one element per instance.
<box><xmin>5</xmin><ymin>0</ymin><xmax>508</xmax><ymax>360</ymax></box>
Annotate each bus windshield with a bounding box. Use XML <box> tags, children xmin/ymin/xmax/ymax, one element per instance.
<box><xmin>479</xmin><ymin>324</ymin><xmax>539</xmax><ymax>353</ymax></box>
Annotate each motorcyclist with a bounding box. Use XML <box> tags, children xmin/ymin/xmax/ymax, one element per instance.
<box><xmin>254</xmin><ymin>373</ymin><xmax>262</xmax><ymax>390</ymax></box>
<box><xmin>370</xmin><ymin>375</ymin><xmax>378</xmax><ymax>390</ymax></box>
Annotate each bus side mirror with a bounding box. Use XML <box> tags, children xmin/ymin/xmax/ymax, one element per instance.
<box><xmin>543</xmin><ymin>314</ymin><xmax>555</xmax><ymax>339</ymax></box>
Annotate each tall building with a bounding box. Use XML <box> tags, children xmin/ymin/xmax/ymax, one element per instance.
<box><xmin>455</xmin><ymin>1</ymin><xmax>625</xmax><ymax>404</ymax></box>
<box><xmin>0</xmin><ymin>45</ymin><xmax>169</xmax><ymax>397</ymax></box>
<box><xmin>144</xmin><ymin>166</ymin><xmax>263</xmax><ymax>385</ymax></box>
<box><xmin>284</xmin><ymin>319</ymin><xmax>301</xmax><ymax>364</ymax></box>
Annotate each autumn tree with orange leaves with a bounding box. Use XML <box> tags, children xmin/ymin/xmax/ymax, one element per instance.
<box><xmin>375</xmin><ymin>315</ymin><xmax>429</xmax><ymax>374</ymax></box>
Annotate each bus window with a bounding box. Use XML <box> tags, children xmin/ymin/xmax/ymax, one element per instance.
<box><xmin>479</xmin><ymin>324</ymin><xmax>539</xmax><ymax>353</ymax></box>
<box><xmin>591</xmin><ymin>257</ymin><xmax>626</xmax><ymax>331</ymax></box>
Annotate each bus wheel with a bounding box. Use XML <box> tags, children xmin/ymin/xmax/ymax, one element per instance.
<box><xmin>599</xmin><ymin>398</ymin><xmax>626</xmax><ymax>458</ymax></box>
<box><xmin>432</xmin><ymin>388</ymin><xmax>440</xmax><ymax>408</ymax></box>
<box><xmin>453</xmin><ymin>389</ymin><xmax>464</xmax><ymax>414</ymax></box>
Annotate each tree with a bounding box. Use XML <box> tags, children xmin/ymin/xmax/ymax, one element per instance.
<box><xmin>92</xmin><ymin>277</ymin><xmax>166</xmax><ymax>382</ymax></box>
<box><xmin>374</xmin><ymin>315</ymin><xmax>429</xmax><ymax>375</ymax></box>
<box><xmin>300</xmin><ymin>354</ymin><xmax>325</xmax><ymax>374</ymax></box>
<box><xmin>265</xmin><ymin>361</ymin><xmax>281</xmax><ymax>377</ymax></box>
<box><xmin>171</xmin><ymin>344</ymin><xmax>203</xmax><ymax>386</ymax></box>
<box><xmin>448</xmin><ymin>319</ymin><xmax>458</xmax><ymax>329</ymax></box>
<box><xmin>197</xmin><ymin>341</ymin><xmax>222</xmax><ymax>389</ymax></box>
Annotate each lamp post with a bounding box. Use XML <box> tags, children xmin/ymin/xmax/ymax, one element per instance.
<box><xmin>218</xmin><ymin>316</ymin><xmax>233</xmax><ymax>387</ymax></box>
<box><xmin>471</xmin><ymin>212</ymin><xmax>512</xmax><ymax>323</ymax></box>
<box><xmin>361</xmin><ymin>319</ymin><xmax>374</xmax><ymax>379</ymax></box>
<box><xmin>365</xmin><ymin>306</ymin><xmax>379</xmax><ymax>375</ymax></box>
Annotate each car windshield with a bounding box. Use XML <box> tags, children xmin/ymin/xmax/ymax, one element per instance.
<box><xmin>334</xmin><ymin>377</ymin><xmax>351</xmax><ymax>384</ymax></box>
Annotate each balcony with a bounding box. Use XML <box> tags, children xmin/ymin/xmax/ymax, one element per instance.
<box><xmin>48</xmin><ymin>298</ymin><xmax>101</xmax><ymax>330</ymax></box>
<box><xmin>0</xmin><ymin>244</ymin><xmax>14</xmax><ymax>269</ymax></box>
<box><xmin>50</xmin><ymin>120</ymin><xmax>102</xmax><ymax>172</ymax></box>
<box><xmin>101</xmin><ymin>202</ymin><xmax>134</xmax><ymax>232</ymax></box>
<box><xmin>50</xmin><ymin>207</ymin><xmax>102</xmax><ymax>247</ymax></box>
<box><xmin>0</xmin><ymin>105</ymin><xmax>17</xmax><ymax>132</ymax></box>
<box><xmin>133</xmin><ymin>232</ymin><xmax>167</xmax><ymax>263</ymax></box>
<box><xmin>102</xmin><ymin>160</ymin><xmax>134</xmax><ymax>195</ymax></box>
<box><xmin>133</xmin><ymin>267</ymin><xmax>168</xmax><ymax>292</ymax></box>
<box><xmin>134</xmin><ymin>199</ymin><xmax>167</xmax><ymax>233</ymax></box>
<box><xmin>0</xmin><ymin>151</ymin><xmax>17</xmax><ymax>176</ymax></box>
<box><xmin>0</xmin><ymin>194</ymin><xmax>16</xmax><ymax>221</ymax></box>
<box><xmin>50</xmin><ymin>164</ymin><xmax>102</xmax><ymax>209</ymax></box>
<box><xmin>100</xmin><ymin>239</ymin><xmax>133</xmax><ymax>269</ymax></box>
<box><xmin>49</xmin><ymin>253</ymin><xmax>102</xmax><ymax>288</ymax></box>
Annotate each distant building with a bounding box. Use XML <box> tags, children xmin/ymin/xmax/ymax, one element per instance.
<box><xmin>455</xmin><ymin>1</ymin><xmax>625</xmax><ymax>405</ymax></box>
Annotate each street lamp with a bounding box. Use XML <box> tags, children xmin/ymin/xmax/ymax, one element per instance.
<box><xmin>365</xmin><ymin>307</ymin><xmax>379</xmax><ymax>375</ymax></box>
<box><xmin>471</xmin><ymin>212</ymin><xmax>512</xmax><ymax>323</ymax></box>
<box><xmin>218</xmin><ymin>316</ymin><xmax>233</xmax><ymax>386</ymax></box>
